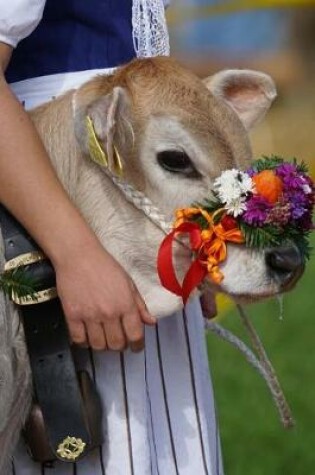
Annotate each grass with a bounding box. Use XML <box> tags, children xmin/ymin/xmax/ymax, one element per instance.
<box><xmin>207</xmin><ymin>236</ymin><xmax>315</xmax><ymax>475</ymax></box>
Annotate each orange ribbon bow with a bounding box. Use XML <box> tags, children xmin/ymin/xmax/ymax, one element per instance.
<box><xmin>157</xmin><ymin>208</ymin><xmax>244</xmax><ymax>304</ymax></box>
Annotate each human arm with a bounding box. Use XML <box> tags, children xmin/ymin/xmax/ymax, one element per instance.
<box><xmin>0</xmin><ymin>42</ymin><xmax>156</xmax><ymax>351</ymax></box>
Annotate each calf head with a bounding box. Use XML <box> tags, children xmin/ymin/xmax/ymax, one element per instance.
<box><xmin>32</xmin><ymin>57</ymin><xmax>304</xmax><ymax>316</ymax></box>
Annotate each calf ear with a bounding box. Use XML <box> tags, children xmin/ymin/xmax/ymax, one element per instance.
<box><xmin>75</xmin><ymin>86</ymin><xmax>132</xmax><ymax>172</ymax></box>
<box><xmin>203</xmin><ymin>70</ymin><xmax>277</xmax><ymax>130</ymax></box>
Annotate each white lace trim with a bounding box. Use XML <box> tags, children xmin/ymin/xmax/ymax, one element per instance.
<box><xmin>132</xmin><ymin>0</ymin><xmax>170</xmax><ymax>58</ymax></box>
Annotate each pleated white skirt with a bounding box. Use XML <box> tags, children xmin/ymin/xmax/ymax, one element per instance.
<box><xmin>9</xmin><ymin>70</ymin><xmax>224</xmax><ymax>475</ymax></box>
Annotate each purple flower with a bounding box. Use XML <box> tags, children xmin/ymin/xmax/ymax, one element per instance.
<box><xmin>286</xmin><ymin>190</ymin><xmax>309</xmax><ymax>220</ymax></box>
<box><xmin>265</xmin><ymin>201</ymin><xmax>291</xmax><ymax>226</ymax></box>
<box><xmin>297</xmin><ymin>213</ymin><xmax>314</xmax><ymax>231</ymax></box>
<box><xmin>246</xmin><ymin>168</ymin><xmax>256</xmax><ymax>178</ymax></box>
<box><xmin>276</xmin><ymin>163</ymin><xmax>307</xmax><ymax>191</ymax></box>
<box><xmin>276</xmin><ymin>163</ymin><xmax>296</xmax><ymax>175</ymax></box>
<box><xmin>243</xmin><ymin>195</ymin><xmax>272</xmax><ymax>226</ymax></box>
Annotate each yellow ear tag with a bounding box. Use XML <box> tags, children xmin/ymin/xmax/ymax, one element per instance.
<box><xmin>113</xmin><ymin>145</ymin><xmax>124</xmax><ymax>177</ymax></box>
<box><xmin>86</xmin><ymin>115</ymin><xmax>108</xmax><ymax>168</ymax></box>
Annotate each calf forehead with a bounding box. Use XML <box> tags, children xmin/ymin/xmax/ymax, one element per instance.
<box><xmin>122</xmin><ymin>60</ymin><xmax>252</xmax><ymax>170</ymax></box>
<box><xmin>178</xmin><ymin>92</ymin><xmax>253</xmax><ymax>171</ymax></box>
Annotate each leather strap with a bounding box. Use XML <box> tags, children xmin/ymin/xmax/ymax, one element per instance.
<box><xmin>0</xmin><ymin>205</ymin><xmax>94</xmax><ymax>462</ymax></box>
<box><xmin>23</xmin><ymin>299</ymin><xmax>91</xmax><ymax>460</ymax></box>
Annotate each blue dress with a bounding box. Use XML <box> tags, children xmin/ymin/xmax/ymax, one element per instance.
<box><xmin>6</xmin><ymin>0</ymin><xmax>135</xmax><ymax>83</ymax></box>
<box><xmin>1</xmin><ymin>1</ymin><xmax>224</xmax><ymax>474</ymax></box>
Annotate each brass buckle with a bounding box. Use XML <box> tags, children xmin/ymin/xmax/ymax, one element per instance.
<box><xmin>57</xmin><ymin>436</ymin><xmax>86</xmax><ymax>461</ymax></box>
<box><xmin>11</xmin><ymin>287</ymin><xmax>58</xmax><ymax>306</ymax></box>
<box><xmin>4</xmin><ymin>251</ymin><xmax>45</xmax><ymax>271</ymax></box>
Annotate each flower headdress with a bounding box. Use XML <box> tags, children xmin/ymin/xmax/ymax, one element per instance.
<box><xmin>157</xmin><ymin>156</ymin><xmax>314</xmax><ymax>302</ymax></box>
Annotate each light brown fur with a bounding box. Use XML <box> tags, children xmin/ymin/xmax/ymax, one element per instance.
<box><xmin>1</xmin><ymin>58</ymin><xmax>288</xmax><ymax>471</ymax></box>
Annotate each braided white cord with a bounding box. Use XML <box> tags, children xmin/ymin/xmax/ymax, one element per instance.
<box><xmin>205</xmin><ymin>320</ymin><xmax>268</xmax><ymax>377</ymax></box>
<box><xmin>109</xmin><ymin>173</ymin><xmax>173</xmax><ymax>234</ymax></box>
<box><xmin>102</xmin><ymin>145</ymin><xmax>295</xmax><ymax>430</ymax></box>
<box><xmin>236</xmin><ymin>304</ymin><xmax>294</xmax><ymax>428</ymax></box>
<box><xmin>205</xmin><ymin>316</ymin><xmax>294</xmax><ymax>429</ymax></box>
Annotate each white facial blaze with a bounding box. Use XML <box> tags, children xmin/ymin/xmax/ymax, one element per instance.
<box><xmin>131</xmin><ymin>116</ymin><xmax>285</xmax><ymax>311</ymax></box>
<box><xmin>139</xmin><ymin>116</ymin><xmax>217</xmax><ymax>218</ymax></box>
<box><xmin>72</xmin><ymin>61</ymin><xmax>283</xmax><ymax>316</ymax></box>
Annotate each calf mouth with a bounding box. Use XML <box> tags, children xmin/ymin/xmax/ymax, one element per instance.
<box><xmin>223</xmin><ymin>262</ymin><xmax>305</xmax><ymax>305</ymax></box>
<box><xmin>211</xmin><ymin>245</ymin><xmax>305</xmax><ymax>305</ymax></box>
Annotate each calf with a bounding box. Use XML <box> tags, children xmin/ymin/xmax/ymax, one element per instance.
<box><xmin>0</xmin><ymin>57</ymin><xmax>303</xmax><ymax>469</ymax></box>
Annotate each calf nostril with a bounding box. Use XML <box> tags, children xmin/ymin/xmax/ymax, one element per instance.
<box><xmin>266</xmin><ymin>246</ymin><xmax>303</xmax><ymax>275</ymax></box>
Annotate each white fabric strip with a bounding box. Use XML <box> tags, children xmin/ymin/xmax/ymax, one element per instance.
<box><xmin>9</xmin><ymin>68</ymin><xmax>117</xmax><ymax>109</ymax></box>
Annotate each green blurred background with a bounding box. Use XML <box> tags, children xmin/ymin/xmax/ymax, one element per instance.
<box><xmin>207</xmin><ymin>247</ymin><xmax>315</xmax><ymax>475</ymax></box>
<box><xmin>168</xmin><ymin>2</ymin><xmax>315</xmax><ymax>473</ymax></box>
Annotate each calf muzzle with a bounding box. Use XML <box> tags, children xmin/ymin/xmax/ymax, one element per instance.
<box><xmin>265</xmin><ymin>245</ymin><xmax>305</xmax><ymax>290</ymax></box>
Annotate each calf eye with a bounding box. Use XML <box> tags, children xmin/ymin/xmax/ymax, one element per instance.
<box><xmin>157</xmin><ymin>150</ymin><xmax>201</xmax><ymax>178</ymax></box>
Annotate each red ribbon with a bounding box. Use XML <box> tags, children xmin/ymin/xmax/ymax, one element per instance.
<box><xmin>157</xmin><ymin>214</ymin><xmax>244</xmax><ymax>304</ymax></box>
<box><xmin>157</xmin><ymin>222</ymin><xmax>207</xmax><ymax>304</ymax></box>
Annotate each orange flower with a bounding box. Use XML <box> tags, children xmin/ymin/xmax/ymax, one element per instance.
<box><xmin>172</xmin><ymin>206</ymin><xmax>245</xmax><ymax>286</ymax></box>
<box><xmin>252</xmin><ymin>169</ymin><xmax>283</xmax><ymax>204</ymax></box>
<box><xmin>175</xmin><ymin>207</ymin><xmax>202</xmax><ymax>227</ymax></box>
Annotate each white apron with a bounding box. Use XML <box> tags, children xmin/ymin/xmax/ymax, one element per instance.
<box><xmin>9</xmin><ymin>70</ymin><xmax>224</xmax><ymax>475</ymax></box>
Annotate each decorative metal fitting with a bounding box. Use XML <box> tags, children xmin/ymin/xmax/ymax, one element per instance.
<box><xmin>56</xmin><ymin>436</ymin><xmax>86</xmax><ymax>461</ymax></box>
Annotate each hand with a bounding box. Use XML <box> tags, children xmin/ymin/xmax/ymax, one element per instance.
<box><xmin>0</xmin><ymin>47</ymin><xmax>155</xmax><ymax>353</ymax></box>
<box><xmin>54</xmin><ymin>242</ymin><xmax>156</xmax><ymax>352</ymax></box>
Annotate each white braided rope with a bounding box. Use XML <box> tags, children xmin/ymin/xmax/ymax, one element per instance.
<box><xmin>109</xmin><ymin>173</ymin><xmax>173</xmax><ymax>234</ymax></box>
<box><xmin>73</xmin><ymin>8</ymin><xmax>292</xmax><ymax>423</ymax></box>
<box><xmin>205</xmin><ymin>316</ymin><xmax>294</xmax><ymax>429</ymax></box>
<box><xmin>205</xmin><ymin>320</ymin><xmax>271</xmax><ymax>380</ymax></box>
<box><xmin>101</xmin><ymin>153</ymin><xmax>295</xmax><ymax>431</ymax></box>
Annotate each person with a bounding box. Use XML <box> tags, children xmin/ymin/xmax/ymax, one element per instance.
<box><xmin>0</xmin><ymin>1</ymin><xmax>224</xmax><ymax>474</ymax></box>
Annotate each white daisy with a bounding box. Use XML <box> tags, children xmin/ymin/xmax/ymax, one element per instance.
<box><xmin>238</xmin><ymin>171</ymin><xmax>254</xmax><ymax>194</ymax></box>
<box><xmin>224</xmin><ymin>197</ymin><xmax>247</xmax><ymax>217</ymax></box>
<box><xmin>214</xmin><ymin>169</ymin><xmax>254</xmax><ymax>204</ymax></box>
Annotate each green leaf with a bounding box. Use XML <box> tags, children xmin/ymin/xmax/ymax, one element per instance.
<box><xmin>252</xmin><ymin>155</ymin><xmax>284</xmax><ymax>172</ymax></box>
<box><xmin>240</xmin><ymin>222</ymin><xmax>282</xmax><ymax>249</ymax></box>
<box><xmin>194</xmin><ymin>197</ymin><xmax>221</xmax><ymax>212</ymax></box>
<box><xmin>0</xmin><ymin>267</ymin><xmax>39</xmax><ymax>301</ymax></box>
<box><xmin>293</xmin><ymin>158</ymin><xmax>309</xmax><ymax>174</ymax></box>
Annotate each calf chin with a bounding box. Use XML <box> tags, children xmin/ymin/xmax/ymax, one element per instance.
<box><xmin>145</xmin><ymin>289</ymin><xmax>183</xmax><ymax>318</ymax></box>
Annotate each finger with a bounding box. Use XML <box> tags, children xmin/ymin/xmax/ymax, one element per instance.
<box><xmin>69</xmin><ymin>321</ymin><xmax>88</xmax><ymax>347</ymax></box>
<box><xmin>200</xmin><ymin>290</ymin><xmax>217</xmax><ymax>320</ymax></box>
<box><xmin>104</xmin><ymin>320</ymin><xmax>127</xmax><ymax>351</ymax></box>
<box><xmin>133</xmin><ymin>287</ymin><xmax>156</xmax><ymax>326</ymax></box>
<box><xmin>122</xmin><ymin>312</ymin><xmax>144</xmax><ymax>352</ymax></box>
<box><xmin>86</xmin><ymin>322</ymin><xmax>107</xmax><ymax>351</ymax></box>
